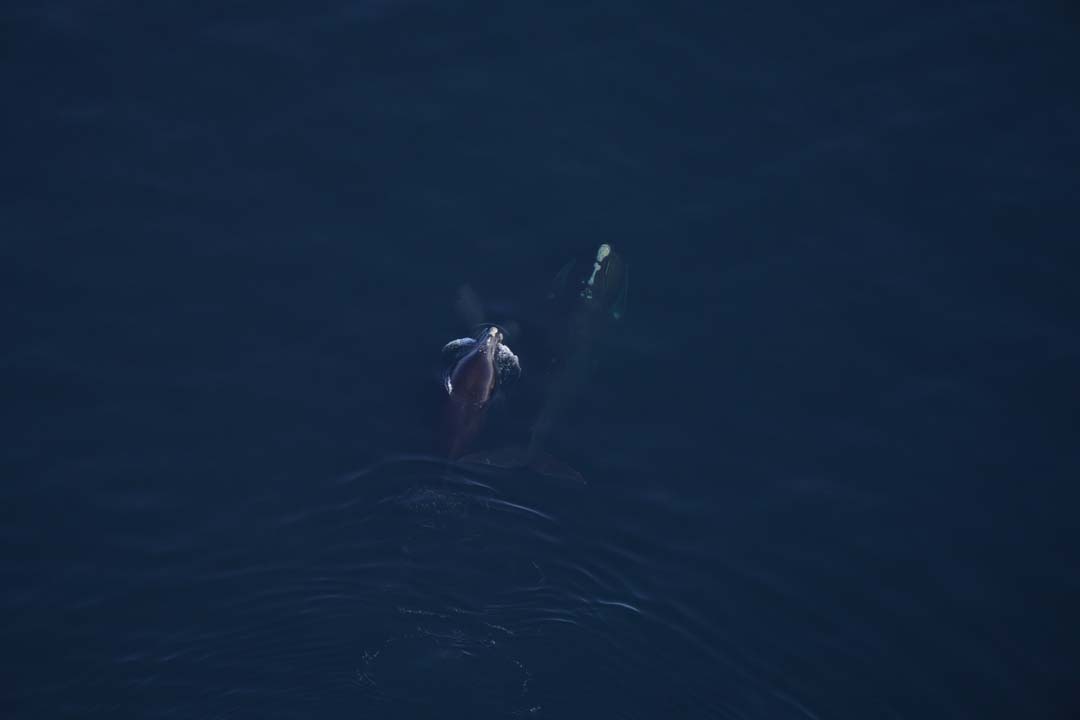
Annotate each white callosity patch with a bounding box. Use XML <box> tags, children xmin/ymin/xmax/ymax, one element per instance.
<box><xmin>582</xmin><ymin>243</ymin><xmax>612</xmax><ymax>300</ymax></box>
<box><xmin>595</xmin><ymin>242</ymin><xmax>611</xmax><ymax>265</ymax></box>
<box><xmin>495</xmin><ymin>343</ymin><xmax>520</xmax><ymax>382</ymax></box>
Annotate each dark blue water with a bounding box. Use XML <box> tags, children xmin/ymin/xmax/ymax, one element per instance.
<box><xmin>4</xmin><ymin>1</ymin><xmax>1079</xmax><ymax>717</ymax></box>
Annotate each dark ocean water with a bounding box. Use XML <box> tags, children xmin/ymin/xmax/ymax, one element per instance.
<box><xmin>4</xmin><ymin>1</ymin><xmax>1079</xmax><ymax>718</ymax></box>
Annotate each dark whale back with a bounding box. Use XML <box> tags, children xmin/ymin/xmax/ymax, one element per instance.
<box><xmin>447</xmin><ymin>342</ymin><xmax>497</xmax><ymax>405</ymax></box>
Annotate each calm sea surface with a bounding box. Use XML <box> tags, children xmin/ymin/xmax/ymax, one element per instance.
<box><xmin>4</xmin><ymin>1</ymin><xmax>1078</xmax><ymax>718</ymax></box>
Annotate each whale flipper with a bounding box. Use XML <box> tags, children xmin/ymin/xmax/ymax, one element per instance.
<box><xmin>442</xmin><ymin>337</ymin><xmax>476</xmax><ymax>360</ymax></box>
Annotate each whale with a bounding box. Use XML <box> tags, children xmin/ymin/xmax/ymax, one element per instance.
<box><xmin>439</xmin><ymin>325</ymin><xmax>520</xmax><ymax>459</ymax></box>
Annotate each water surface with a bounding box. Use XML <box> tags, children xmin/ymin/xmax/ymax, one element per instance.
<box><xmin>4</xmin><ymin>1</ymin><xmax>1079</xmax><ymax>718</ymax></box>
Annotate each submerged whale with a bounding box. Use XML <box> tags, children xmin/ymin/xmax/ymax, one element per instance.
<box><xmin>466</xmin><ymin>243</ymin><xmax>629</xmax><ymax>480</ymax></box>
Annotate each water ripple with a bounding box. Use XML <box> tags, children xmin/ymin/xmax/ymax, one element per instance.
<box><xmin>13</xmin><ymin>454</ymin><xmax>836</xmax><ymax>719</ymax></box>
